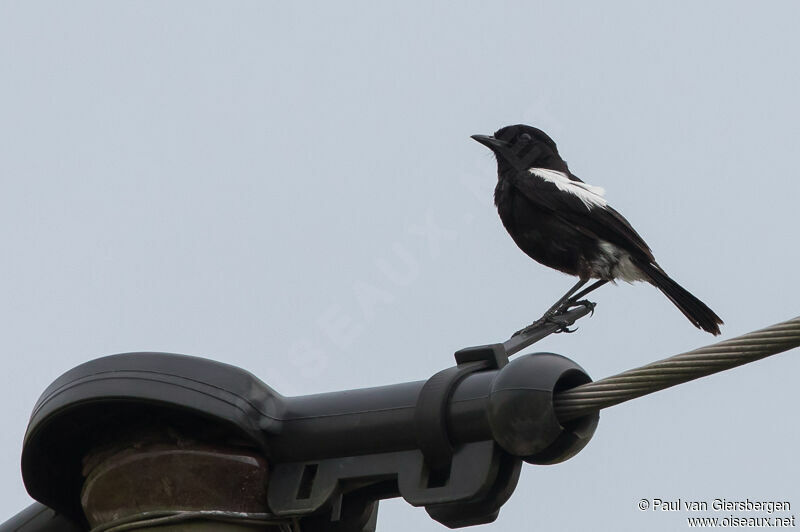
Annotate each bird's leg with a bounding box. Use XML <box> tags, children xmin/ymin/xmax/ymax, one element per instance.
<box><xmin>541</xmin><ymin>278</ymin><xmax>589</xmax><ymax>318</ymax></box>
<box><xmin>544</xmin><ymin>279</ymin><xmax>608</xmax><ymax>333</ymax></box>
<box><xmin>512</xmin><ymin>312</ymin><xmax>579</xmax><ymax>337</ymax></box>
<box><xmin>565</xmin><ymin>279</ymin><xmax>609</xmax><ymax>310</ymax></box>
<box><xmin>512</xmin><ymin>279</ymin><xmax>589</xmax><ymax>337</ymax></box>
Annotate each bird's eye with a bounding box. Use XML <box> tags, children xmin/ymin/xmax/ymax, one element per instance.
<box><xmin>519</xmin><ymin>133</ymin><xmax>532</xmax><ymax>143</ymax></box>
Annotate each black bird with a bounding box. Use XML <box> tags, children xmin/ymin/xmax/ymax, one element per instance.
<box><xmin>472</xmin><ymin>124</ymin><xmax>723</xmax><ymax>335</ymax></box>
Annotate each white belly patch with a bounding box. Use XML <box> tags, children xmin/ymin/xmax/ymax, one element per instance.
<box><xmin>593</xmin><ymin>241</ymin><xmax>646</xmax><ymax>283</ymax></box>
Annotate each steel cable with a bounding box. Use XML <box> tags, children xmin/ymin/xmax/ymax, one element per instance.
<box><xmin>554</xmin><ymin>316</ymin><xmax>800</xmax><ymax>422</ymax></box>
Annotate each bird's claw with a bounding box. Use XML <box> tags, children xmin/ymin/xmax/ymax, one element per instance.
<box><xmin>512</xmin><ymin>299</ymin><xmax>596</xmax><ymax>337</ymax></box>
<box><xmin>512</xmin><ymin>313</ymin><xmax>578</xmax><ymax>337</ymax></box>
<box><xmin>546</xmin><ymin>315</ymin><xmax>578</xmax><ymax>334</ymax></box>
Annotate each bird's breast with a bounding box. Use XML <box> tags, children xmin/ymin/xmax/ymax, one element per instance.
<box><xmin>495</xmin><ymin>181</ymin><xmax>585</xmax><ymax>276</ymax></box>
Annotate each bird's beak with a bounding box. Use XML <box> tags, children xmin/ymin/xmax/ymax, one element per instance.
<box><xmin>471</xmin><ymin>134</ymin><xmax>510</xmax><ymax>150</ymax></box>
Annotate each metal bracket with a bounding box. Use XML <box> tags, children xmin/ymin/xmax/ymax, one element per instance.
<box><xmin>413</xmin><ymin>344</ymin><xmax>507</xmax><ymax>471</ymax></box>
<box><xmin>267</xmin><ymin>441</ymin><xmax>521</xmax><ymax>529</ymax></box>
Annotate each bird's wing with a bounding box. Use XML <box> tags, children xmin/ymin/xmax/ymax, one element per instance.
<box><xmin>511</xmin><ymin>168</ymin><xmax>655</xmax><ymax>262</ymax></box>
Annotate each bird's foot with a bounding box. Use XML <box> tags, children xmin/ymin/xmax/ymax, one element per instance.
<box><xmin>512</xmin><ymin>313</ymin><xmax>576</xmax><ymax>337</ymax></box>
<box><xmin>548</xmin><ymin>314</ymin><xmax>579</xmax><ymax>334</ymax></box>
<box><xmin>512</xmin><ymin>299</ymin><xmax>596</xmax><ymax>337</ymax></box>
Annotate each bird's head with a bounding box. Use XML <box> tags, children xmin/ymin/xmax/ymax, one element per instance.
<box><xmin>471</xmin><ymin>124</ymin><xmax>567</xmax><ymax>174</ymax></box>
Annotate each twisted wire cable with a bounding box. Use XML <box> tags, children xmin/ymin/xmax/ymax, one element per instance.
<box><xmin>554</xmin><ymin>316</ymin><xmax>800</xmax><ymax>422</ymax></box>
<box><xmin>90</xmin><ymin>510</ymin><xmax>293</xmax><ymax>532</ymax></box>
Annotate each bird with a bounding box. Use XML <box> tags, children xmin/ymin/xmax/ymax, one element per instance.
<box><xmin>472</xmin><ymin>124</ymin><xmax>723</xmax><ymax>335</ymax></box>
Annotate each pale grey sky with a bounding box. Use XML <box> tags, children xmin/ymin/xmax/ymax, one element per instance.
<box><xmin>1</xmin><ymin>2</ymin><xmax>798</xmax><ymax>531</ymax></box>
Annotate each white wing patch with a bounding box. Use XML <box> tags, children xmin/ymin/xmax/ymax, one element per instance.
<box><xmin>529</xmin><ymin>168</ymin><xmax>607</xmax><ymax>209</ymax></box>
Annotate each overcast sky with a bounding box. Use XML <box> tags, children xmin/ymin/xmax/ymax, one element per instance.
<box><xmin>1</xmin><ymin>2</ymin><xmax>799</xmax><ymax>531</ymax></box>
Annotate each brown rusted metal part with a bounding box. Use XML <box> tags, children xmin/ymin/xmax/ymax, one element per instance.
<box><xmin>81</xmin><ymin>438</ymin><xmax>280</xmax><ymax>531</ymax></box>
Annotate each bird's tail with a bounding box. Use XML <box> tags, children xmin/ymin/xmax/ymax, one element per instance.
<box><xmin>637</xmin><ymin>262</ymin><xmax>723</xmax><ymax>335</ymax></box>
